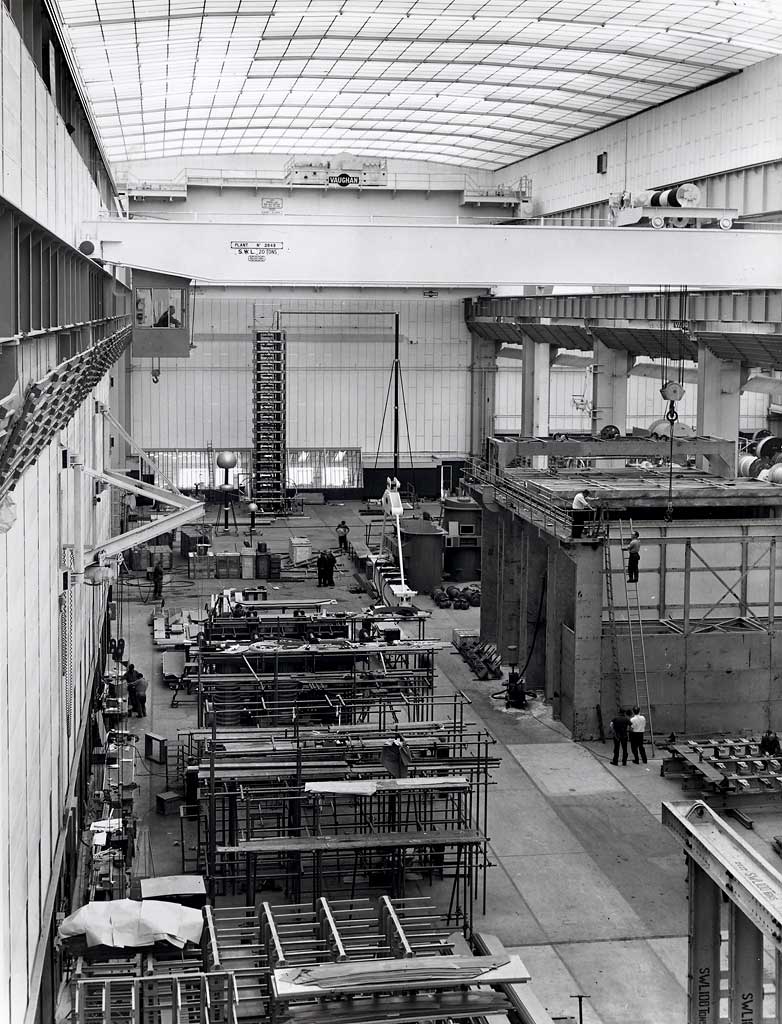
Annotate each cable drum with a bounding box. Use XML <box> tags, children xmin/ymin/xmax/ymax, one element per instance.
<box><xmin>750</xmin><ymin>458</ymin><xmax>773</xmax><ymax>478</ymax></box>
<box><xmin>738</xmin><ymin>454</ymin><xmax>760</xmax><ymax>477</ymax></box>
<box><xmin>768</xmin><ymin>464</ymin><xmax>782</xmax><ymax>485</ymax></box>
<box><xmin>756</xmin><ymin>435</ymin><xmax>782</xmax><ymax>461</ymax></box>
<box><xmin>648</xmin><ymin>184</ymin><xmax>701</xmax><ymax>208</ymax></box>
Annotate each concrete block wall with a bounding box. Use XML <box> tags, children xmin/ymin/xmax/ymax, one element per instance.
<box><xmin>603</xmin><ymin>631</ymin><xmax>782</xmax><ymax>737</ymax></box>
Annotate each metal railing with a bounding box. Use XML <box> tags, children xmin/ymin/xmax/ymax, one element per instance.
<box><xmin>464</xmin><ymin>457</ymin><xmax>576</xmax><ymax>537</ymax></box>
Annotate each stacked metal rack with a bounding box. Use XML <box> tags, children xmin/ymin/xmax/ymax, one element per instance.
<box><xmin>174</xmin><ymin>694</ymin><xmax>496</xmax><ymax>925</ymax></box>
<box><xmin>253</xmin><ymin>329</ymin><xmax>287</xmax><ymax>509</ymax></box>
<box><xmin>187</xmin><ymin>638</ymin><xmax>444</xmax><ymax>726</ymax></box>
<box><xmin>662</xmin><ymin>736</ymin><xmax>782</xmax><ymax>809</ymax></box>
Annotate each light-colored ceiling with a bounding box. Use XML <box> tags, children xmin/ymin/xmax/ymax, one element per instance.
<box><xmin>50</xmin><ymin>0</ymin><xmax>782</xmax><ymax>170</ymax></box>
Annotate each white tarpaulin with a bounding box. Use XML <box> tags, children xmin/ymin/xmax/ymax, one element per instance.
<box><xmin>58</xmin><ymin>899</ymin><xmax>203</xmax><ymax>949</ymax></box>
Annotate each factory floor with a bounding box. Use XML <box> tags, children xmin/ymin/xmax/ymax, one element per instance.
<box><xmin>117</xmin><ymin>497</ymin><xmax>781</xmax><ymax>1024</ymax></box>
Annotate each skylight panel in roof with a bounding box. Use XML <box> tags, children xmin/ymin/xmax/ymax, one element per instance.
<box><xmin>50</xmin><ymin>0</ymin><xmax>782</xmax><ymax>167</ymax></box>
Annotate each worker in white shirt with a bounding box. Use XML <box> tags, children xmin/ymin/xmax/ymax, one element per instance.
<box><xmin>571</xmin><ymin>489</ymin><xmax>596</xmax><ymax>539</ymax></box>
<box><xmin>629</xmin><ymin>705</ymin><xmax>648</xmax><ymax>764</ymax></box>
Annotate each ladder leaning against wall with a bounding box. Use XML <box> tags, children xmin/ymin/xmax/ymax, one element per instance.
<box><xmin>616</xmin><ymin>519</ymin><xmax>655</xmax><ymax>755</ymax></box>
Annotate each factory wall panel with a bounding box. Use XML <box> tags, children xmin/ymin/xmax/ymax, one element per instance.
<box><xmin>498</xmin><ymin>56</ymin><xmax>782</xmax><ymax>216</ymax></box>
<box><xmin>495</xmin><ymin>363</ymin><xmax>769</xmax><ymax>433</ymax></box>
<box><xmin>0</xmin><ymin>6</ymin><xmax>106</xmax><ymax>244</ymax></box>
<box><xmin>0</xmin><ymin>363</ymin><xmax>113</xmax><ymax>1021</ymax></box>
<box><xmin>130</xmin><ymin>291</ymin><xmax>472</xmax><ymax>458</ymax></box>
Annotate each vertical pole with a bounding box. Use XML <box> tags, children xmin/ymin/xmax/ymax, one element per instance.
<box><xmin>775</xmin><ymin>949</ymin><xmax>782</xmax><ymax>1023</ymax></box>
<box><xmin>223</xmin><ymin>467</ymin><xmax>229</xmax><ymax>533</ymax></box>
<box><xmin>208</xmin><ymin>693</ymin><xmax>217</xmax><ymax>905</ymax></box>
<box><xmin>688</xmin><ymin>861</ymin><xmax>721</xmax><ymax>1024</ymax></box>
<box><xmin>729</xmin><ymin>904</ymin><xmax>763</xmax><ymax>1024</ymax></box>
<box><xmin>684</xmin><ymin>540</ymin><xmax>692</xmax><ymax>635</ymax></box>
<box><xmin>393</xmin><ymin>313</ymin><xmax>400</xmax><ymax>480</ymax></box>
<box><xmin>769</xmin><ymin>539</ymin><xmax>776</xmax><ymax>629</ymax></box>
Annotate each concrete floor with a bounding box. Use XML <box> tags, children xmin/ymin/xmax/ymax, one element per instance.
<box><xmin>119</xmin><ymin>498</ymin><xmax>713</xmax><ymax>1023</ymax></box>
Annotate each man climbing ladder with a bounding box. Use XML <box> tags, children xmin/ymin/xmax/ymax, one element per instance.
<box><xmin>623</xmin><ymin>530</ymin><xmax>641</xmax><ymax>583</ymax></box>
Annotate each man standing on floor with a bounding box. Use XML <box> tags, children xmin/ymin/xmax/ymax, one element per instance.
<box><xmin>610</xmin><ymin>709</ymin><xmax>630</xmax><ymax>766</ymax></box>
<box><xmin>629</xmin><ymin>705</ymin><xmax>648</xmax><ymax>764</ymax></box>
<box><xmin>122</xmin><ymin>663</ymin><xmax>142</xmax><ymax>716</ymax></box>
<box><xmin>336</xmin><ymin>520</ymin><xmax>350</xmax><ymax>552</ymax></box>
<box><xmin>152</xmin><ymin>561</ymin><xmax>164</xmax><ymax>600</ymax></box>
<box><xmin>317</xmin><ymin>551</ymin><xmax>328</xmax><ymax>587</ymax></box>
<box><xmin>325</xmin><ymin>550</ymin><xmax>337</xmax><ymax>587</ymax></box>
<box><xmin>623</xmin><ymin>530</ymin><xmax>641</xmax><ymax>583</ymax></box>
<box><xmin>134</xmin><ymin>674</ymin><xmax>148</xmax><ymax>717</ymax></box>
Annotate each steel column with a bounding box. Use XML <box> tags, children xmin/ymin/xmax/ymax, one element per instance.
<box><xmin>728</xmin><ymin>904</ymin><xmax>763</xmax><ymax>1024</ymax></box>
<box><xmin>688</xmin><ymin>861</ymin><xmax>721</xmax><ymax>1024</ymax></box>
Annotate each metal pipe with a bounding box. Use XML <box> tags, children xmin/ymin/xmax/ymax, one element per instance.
<box><xmin>393</xmin><ymin>312</ymin><xmax>400</xmax><ymax>479</ymax></box>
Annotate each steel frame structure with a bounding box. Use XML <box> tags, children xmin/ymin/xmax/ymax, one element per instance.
<box><xmin>663</xmin><ymin>800</ymin><xmax>782</xmax><ymax>1024</ymax></box>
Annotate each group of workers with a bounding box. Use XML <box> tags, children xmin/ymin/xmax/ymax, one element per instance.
<box><xmin>609</xmin><ymin>706</ymin><xmax>648</xmax><ymax>766</ymax></box>
<box><xmin>121</xmin><ymin>664</ymin><xmax>148</xmax><ymax>717</ymax></box>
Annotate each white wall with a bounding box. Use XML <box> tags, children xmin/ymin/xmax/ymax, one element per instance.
<box><xmin>498</xmin><ymin>56</ymin><xmax>782</xmax><ymax>216</ymax></box>
<box><xmin>0</xmin><ymin>9</ymin><xmax>119</xmax><ymax>1019</ymax></box>
<box><xmin>495</xmin><ymin>361</ymin><xmax>769</xmax><ymax>433</ymax></box>
<box><xmin>0</xmin><ymin>5</ymin><xmax>107</xmax><ymax>245</ymax></box>
<box><xmin>0</xmin><ymin>360</ymin><xmax>112</xmax><ymax>1022</ymax></box>
<box><xmin>129</xmin><ymin>289</ymin><xmax>473</xmax><ymax>458</ymax></box>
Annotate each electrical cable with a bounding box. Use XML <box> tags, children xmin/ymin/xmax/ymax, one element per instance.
<box><xmin>491</xmin><ymin>575</ymin><xmax>547</xmax><ymax>700</ymax></box>
<box><xmin>398</xmin><ymin>370</ymin><xmax>416</xmax><ymax>477</ymax></box>
<box><xmin>373</xmin><ymin>370</ymin><xmax>394</xmax><ymax>470</ymax></box>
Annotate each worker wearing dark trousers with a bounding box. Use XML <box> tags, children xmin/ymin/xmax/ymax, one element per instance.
<box><xmin>152</xmin><ymin>562</ymin><xmax>164</xmax><ymax>599</ymax></box>
<box><xmin>610</xmin><ymin>709</ymin><xmax>630</xmax><ymax>765</ymax></box>
<box><xmin>316</xmin><ymin>552</ymin><xmax>328</xmax><ymax>587</ymax></box>
<box><xmin>336</xmin><ymin>520</ymin><xmax>350</xmax><ymax>552</ymax></box>
<box><xmin>123</xmin><ymin>663</ymin><xmax>142</xmax><ymax>716</ymax></box>
<box><xmin>629</xmin><ymin>706</ymin><xmax>648</xmax><ymax>764</ymax></box>
<box><xmin>134</xmin><ymin>675</ymin><xmax>148</xmax><ymax>717</ymax></box>
<box><xmin>623</xmin><ymin>531</ymin><xmax>641</xmax><ymax>583</ymax></box>
<box><xmin>325</xmin><ymin>550</ymin><xmax>336</xmax><ymax>587</ymax></box>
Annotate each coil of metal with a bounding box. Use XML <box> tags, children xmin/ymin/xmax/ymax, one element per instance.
<box><xmin>648</xmin><ymin>183</ymin><xmax>701</xmax><ymax>208</ymax></box>
<box><xmin>756</xmin><ymin>435</ymin><xmax>782</xmax><ymax>461</ymax></box>
<box><xmin>738</xmin><ymin>454</ymin><xmax>760</xmax><ymax>477</ymax></box>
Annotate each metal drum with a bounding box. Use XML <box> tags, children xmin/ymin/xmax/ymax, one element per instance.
<box><xmin>750</xmin><ymin>458</ymin><xmax>773</xmax><ymax>478</ymax></box>
<box><xmin>768</xmin><ymin>464</ymin><xmax>782</xmax><ymax>485</ymax></box>
<box><xmin>756</xmin><ymin>435</ymin><xmax>782</xmax><ymax>461</ymax></box>
<box><xmin>738</xmin><ymin>454</ymin><xmax>757</xmax><ymax>477</ymax></box>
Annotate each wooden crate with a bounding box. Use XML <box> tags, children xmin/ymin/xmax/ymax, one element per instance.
<box><xmin>188</xmin><ymin>552</ymin><xmax>216</xmax><ymax>578</ymax></box>
<box><xmin>215</xmin><ymin>552</ymin><xmax>242</xmax><ymax>579</ymax></box>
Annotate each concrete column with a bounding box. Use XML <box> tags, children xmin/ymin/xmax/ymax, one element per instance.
<box><xmin>470</xmin><ymin>335</ymin><xmax>500</xmax><ymax>458</ymax></box>
<box><xmin>696</xmin><ymin>345</ymin><xmax>741</xmax><ymax>475</ymax></box>
<box><xmin>728</xmin><ymin>904</ymin><xmax>763</xmax><ymax>1024</ymax></box>
<box><xmin>479</xmin><ymin>502</ymin><xmax>500</xmax><ymax>644</ymax></box>
<box><xmin>591</xmin><ymin>339</ymin><xmax>629</xmax><ymax>436</ymax></box>
<box><xmin>521</xmin><ymin>337</ymin><xmax>550</xmax><ymax>467</ymax></box>
<box><xmin>545</xmin><ymin>545</ymin><xmax>575</xmax><ymax>712</ymax></box>
<box><xmin>497</xmin><ymin>510</ymin><xmax>524</xmax><ymax>663</ymax></box>
<box><xmin>520</xmin><ymin>524</ymin><xmax>548</xmax><ymax>690</ymax></box>
<box><xmin>688</xmin><ymin>862</ymin><xmax>721</xmax><ymax>1024</ymax></box>
<box><xmin>570</xmin><ymin>543</ymin><xmax>604</xmax><ymax>739</ymax></box>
